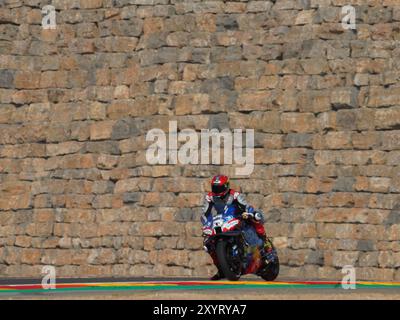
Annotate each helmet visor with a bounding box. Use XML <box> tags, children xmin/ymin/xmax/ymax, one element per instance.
<box><xmin>212</xmin><ymin>184</ymin><xmax>227</xmax><ymax>195</ymax></box>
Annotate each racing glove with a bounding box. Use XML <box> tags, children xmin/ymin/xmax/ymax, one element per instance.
<box><xmin>241</xmin><ymin>211</ymin><xmax>263</xmax><ymax>221</ymax></box>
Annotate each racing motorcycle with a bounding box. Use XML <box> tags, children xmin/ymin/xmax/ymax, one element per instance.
<box><xmin>202</xmin><ymin>206</ymin><xmax>279</xmax><ymax>281</ymax></box>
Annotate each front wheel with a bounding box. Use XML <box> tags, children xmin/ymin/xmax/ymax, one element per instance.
<box><xmin>216</xmin><ymin>240</ymin><xmax>241</xmax><ymax>281</ymax></box>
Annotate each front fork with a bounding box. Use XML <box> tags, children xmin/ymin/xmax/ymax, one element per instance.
<box><xmin>203</xmin><ymin>237</ymin><xmax>219</xmax><ymax>267</ymax></box>
<box><xmin>204</xmin><ymin>235</ymin><xmax>246</xmax><ymax>266</ymax></box>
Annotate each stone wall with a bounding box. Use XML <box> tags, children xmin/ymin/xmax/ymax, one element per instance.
<box><xmin>0</xmin><ymin>0</ymin><xmax>399</xmax><ymax>281</ymax></box>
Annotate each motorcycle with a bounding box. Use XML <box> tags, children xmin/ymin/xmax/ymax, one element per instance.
<box><xmin>202</xmin><ymin>206</ymin><xmax>279</xmax><ymax>281</ymax></box>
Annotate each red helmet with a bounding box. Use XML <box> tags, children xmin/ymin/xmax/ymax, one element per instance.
<box><xmin>211</xmin><ymin>175</ymin><xmax>230</xmax><ymax>197</ymax></box>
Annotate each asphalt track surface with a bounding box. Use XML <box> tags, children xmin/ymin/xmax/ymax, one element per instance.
<box><xmin>0</xmin><ymin>277</ymin><xmax>400</xmax><ymax>299</ymax></box>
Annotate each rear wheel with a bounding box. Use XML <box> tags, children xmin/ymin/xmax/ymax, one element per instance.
<box><xmin>216</xmin><ymin>240</ymin><xmax>241</xmax><ymax>281</ymax></box>
<box><xmin>261</xmin><ymin>256</ymin><xmax>279</xmax><ymax>281</ymax></box>
<box><xmin>260</xmin><ymin>241</ymin><xmax>280</xmax><ymax>281</ymax></box>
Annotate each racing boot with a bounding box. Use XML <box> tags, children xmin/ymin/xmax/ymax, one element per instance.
<box><xmin>259</xmin><ymin>236</ymin><xmax>277</xmax><ymax>264</ymax></box>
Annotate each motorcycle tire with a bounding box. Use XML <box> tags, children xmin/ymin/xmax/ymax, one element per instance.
<box><xmin>261</xmin><ymin>256</ymin><xmax>280</xmax><ymax>281</ymax></box>
<box><xmin>216</xmin><ymin>240</ymin><xmax>241</xmax><ymax>281</ymax></box>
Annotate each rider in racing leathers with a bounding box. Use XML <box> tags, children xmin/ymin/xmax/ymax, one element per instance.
<box><xmin>200</xmin><ymin>175</ymin><xmax>275</xmax><ymax>280</ymax></box>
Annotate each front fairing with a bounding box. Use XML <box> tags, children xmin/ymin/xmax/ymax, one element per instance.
<box><xmin>202</xmin><ymin>205</ymin><xmax>241</xmax><ymax>237</ymax></box>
